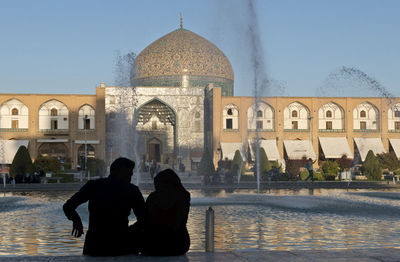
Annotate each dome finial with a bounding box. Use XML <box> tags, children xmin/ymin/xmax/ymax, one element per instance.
<box><xmin>180</xmin><ymin>12</ymin><xmax>183</xmax><ymax>29</ymax></box>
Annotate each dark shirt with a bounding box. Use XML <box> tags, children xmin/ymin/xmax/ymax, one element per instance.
<box><xmin>63</xmin><ymin>177</ymin><xmax>146</xmax><ymax>256</ymax></box>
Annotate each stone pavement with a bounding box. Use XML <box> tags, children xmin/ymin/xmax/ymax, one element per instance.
<box><xmin>1</xmin><ymin>249</ymin><xmax>400</xmax><ymax>262</ymax></box>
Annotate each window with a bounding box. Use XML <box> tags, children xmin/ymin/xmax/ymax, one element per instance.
<box><xmin>360</xmin><ymin>110</ymin><xmax>366</xmax><ymax>118</ymax></box>
<box><xmin>326</xmin><ymin>121</ymin><xmax>332</xmax><ymax>130</ymax></box>
<box><xmin>11</xmin><ymin>120</ymin><xmax>18</xmax><ymax>129</ymax></box>
<box><xmin>360</xmin><ymin>121</ymin><xmax>366</xmax><ymax>130</ymax></box>
<box><xmin>395</xmin><ymin>111</ymin><xmax>400</xmax><ymax>118</ymax></box>
<box><xmin>152</xmin><ymin>120</ymin><xmax>157</xmax><ymax>130</ymax></box>
<box><xmin>292</xmin><ymin>110</ymin><xmax>298</xmax><ymax>118</ymax></box>
<box><xmin>227</xmin><ymin>109</ymin><xmax>233</xmax><ymax>115</ymax></box>
<box><xmin>51</xmin><ymin>119</ymin><xmax>58</xmax><ymax>130</ymax></box>
<box><xmin>226</xmin><ymin>119</ymin><xmax>233</xmax><ymax>129</ymax></box>
<box><xmin>51</xmin><ymin>108</ymin><xmax>58</xmax><ymax>116</ymax></box>
<box><xmin>326</xmin><ymin>110</ymin><xmax>332</xmax><ymax>118</ymax></box>
<box><xmin>11</xmin><ymin>108</ymin><xmax>19</xmax><ymax>115</ymax></box>
<box><xmin>257</xmin><ymin>110</ymin><xmax>263</xmax><ymax>117</ymax></box>
<box><xmin>256</xmin><ymin>121</ymin><xmax>263</xmax><ymax>129</ymax></box>
<box><xmin>292</xmin><ymin>121</ymin><xmax>298</xmax><ymax>129</ymax></box>
<box><xmin>195</xmin><ymin>112</ymin><xmax>201</xmax><ymax>118</ymax></box>
<box><xmin>84</xmin><ymin>118</ymin><xmax>91</xmax><ymax>129</ymax></box>
<box><xmin>395</xmin><ymin>121</ymin><xmax>400</xmax><ymax>130</ymax></box>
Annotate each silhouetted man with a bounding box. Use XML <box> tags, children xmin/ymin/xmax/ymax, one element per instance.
<box><xmin>63</xmin><ymin>157</ymin><xmax>146</xmax><ymax>256</ymax></box>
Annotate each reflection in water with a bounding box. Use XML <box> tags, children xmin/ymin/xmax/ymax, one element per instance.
<box><xmin>1</xmin><ymin>189</ymin><xmax>400</xmax><ymax>255</ymax></box>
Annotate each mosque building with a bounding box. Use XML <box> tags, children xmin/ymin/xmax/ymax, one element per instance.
<box><xmin>1</xmin><ymin>23</ymin><xmax>400</xmax><ymax>174</ymax></box>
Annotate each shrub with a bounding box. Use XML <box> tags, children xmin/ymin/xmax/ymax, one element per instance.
<box><xmin>258</xmin><ymin>148</ymin><xmax>271</xmax><ymax>180</ymax></box>
<box><xmin>362</xmin><ymin>150</ymin><xmax>382</xmax><ymax>181</ymax></box>
<box><xmin>198</xmin><ymin>149</ymin><xmax>215</xmax><ymax>183</ymax></box>
<box><xmin>285</xmin><ymin>158</ymin><xmax>307</xmax><ymax>180</ymax></box>
<box><xmin>9</xmin><ymin>146</ymin><xmax>34</xmax><ymax>181</ymax></box>
<box><xmin>300</xmin><ymin>170</ymin><xmax>324</xmax><ymax>181</ymax></box>
<box><xmin>33</xmin><ymin>155</ymin><xmax>61</xmax><ymax>174</ymax></box>
<box><xmin>231</xmin><ymin>150</ymin><xmax>245</xmax><ymax>178</ymax></box>
<box><xmin>336</xmin><ymin>155</ymin><xmax>353</xmax><ymax>171</ymax></box>
<box><xmin>240</xmin><ymin>174</ymin><xmax>255</xmax><ymax>181</ymax></box>
<box><xmin>376</xmin><ymin>152</ymin><xmax>400</xmax><ymax>171</ymax></box>
<box><xmin>321</xmin><ymin>161</ymin><xmax>339</xmax><ymax>180</ymax></box>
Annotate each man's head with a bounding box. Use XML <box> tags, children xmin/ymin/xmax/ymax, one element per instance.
<box><xmin>110</xmin><ymin>157</ymin><xmax>135</xmax><ymax>183</ymax></box>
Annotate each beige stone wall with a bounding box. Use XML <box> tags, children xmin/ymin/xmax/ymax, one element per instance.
<box><xmin>0</xmin><ymin>86</ymin><xmax>106</xmax><ymax>168</ymax></box>
<box><xmin>211</xmin><ymin>87</ymin><xmax>400</xmax><ymax>167</ymax></box>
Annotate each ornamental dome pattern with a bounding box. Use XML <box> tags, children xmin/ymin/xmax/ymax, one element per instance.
<box><xmin>135</xmin><ymin>28</ymin><xmax>234</xmax><ymax>95</ymax></box>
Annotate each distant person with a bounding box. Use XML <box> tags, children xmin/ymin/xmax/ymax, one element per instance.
<box><xmin>142</xmin><ymin>169</ymin><xmax>190</xmax><ymax>256</ymax></box>
<box><xmin>63</xmin><ymin>157</ymin><xmax>146</xmax><ymax>256</ymax></box>
<box><xmin>305</xmin><ymin>158</ymin><xmax>316</xmax><ymax>181</ymax></box>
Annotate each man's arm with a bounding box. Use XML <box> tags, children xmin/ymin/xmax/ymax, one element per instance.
<box><xmin>131</xmin><ymin>188</ymin><xmax>146</xmax><ymax>227</ymax></box>
<box><xmin>63</xmin><ymin>181</ymin><xmax>92</xmax><ymax>237</ymax></box>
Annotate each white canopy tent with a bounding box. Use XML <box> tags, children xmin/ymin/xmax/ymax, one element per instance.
<box><xmin>319</xmin><ymin>137</ymin><xmax>353</xmax><ymax>159</ymax></box>
<box><xmin>220</xmin><ymin>142</ymin><xmax>245</xmax><ymax>160</ymax></box>
<box><xmin>0</xmin><ymin>140</ymin><xmax>30</xmax><ymax>164</ymax></box>
<box><xmin>283</xmin><ymin>140</ymin><xmax>316</xmax><ymax>160</ymax></box>
<box><xmin>248</xmin><ymin>139</ymin><xmax>280</xmax><ymax>161</ymax></box>
<box><xmin>389</xmin><ymin>138</ymin><xmax>400</xmax><ymax>159</ymax></box>
<box><xmin>353</xmin><ymin>137</ymin><xmax>386</xmax><ymax>161</ymax></box>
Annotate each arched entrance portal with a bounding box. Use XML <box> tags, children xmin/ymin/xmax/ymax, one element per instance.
<box><xmin>38</xmin><ymin>143</ymin><xmax>68</xmax><ymax>162</ymax></box>
<box><xmin>136</xmin><ymin>99</ymin><xmax>177</xmax><ymax>162</ymax></box>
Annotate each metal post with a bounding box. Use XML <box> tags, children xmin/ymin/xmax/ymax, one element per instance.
<box><xmin>205</xmin><ymin>206</ymin><xmax>214</xmax><ymax>252</ymax></box>
<box><xmin>84</xmin><ymin>115</ymin><xmax>88</xmax><ymax>180</ymax></box>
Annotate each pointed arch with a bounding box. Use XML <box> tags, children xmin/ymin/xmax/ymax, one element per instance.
<box><xmin>78</xmin><ymin>104</ymin><xmax>95</xmax><ymax>130</ymax></box>
<box><xmin>318</xmin><ymin>101</ymin><xmax>345</xmax><ymax>131</ymax></box>
<box><xmin>283</xmin><ymin>101</ymin><xmax>310</xmax><ymax>130</ymax></box>
<box><xmin>223</xmin><ymin>103</ymin><xmax>239</xmax><ymax>130</ymax></box>
<box><xmin>388</xmin><ymin>102</ymin><xmax>400</xmax><ymax>131</ymax></box>
<box><xmin>247</xmin><ymin>101</ymin><xmax>274</xmax><ymax>131</ymax></box>
<box><xmin>353</xmin><ymin>101</ymin><xmax>379</xmax><ymax>131</ymax></box>
<box><xmin>38</xmin><ymin>99</ymin><xmax>69</xmax><ymax>130</ymax></box>
<box><xmin>0</xmin><ymin>98</ymin><xmax>29</xmax><ymax>129</ymax></box>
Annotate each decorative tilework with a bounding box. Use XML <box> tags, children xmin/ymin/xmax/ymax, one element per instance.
<box><xmin>135</xmin><ymin>28</ymin><xmax>234</xmax><ymax>95</ymax></box>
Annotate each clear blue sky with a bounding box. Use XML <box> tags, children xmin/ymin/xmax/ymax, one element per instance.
<box><xmin>0</xmin><ymin>0</ymin><xmax>399</xmax><ymax>97</ymax></box>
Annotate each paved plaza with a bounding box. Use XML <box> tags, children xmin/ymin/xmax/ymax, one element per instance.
<box><xmin>1</xmin><ymin>249</ymin><xmax>400</xmax><ymax>262</ymax></box>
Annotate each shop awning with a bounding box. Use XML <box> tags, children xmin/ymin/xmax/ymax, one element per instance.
<box><xmin>319</xmin><ymin>137</ymin><xmax>353</xmax><ymax>159</ymax></box>
<box><xmin>248</xmin><ymin>139</ymin><xmax>280</xmax><ymax>161</ymax></box>
<box><xmin>283</xmin><ymin>140</ymin><xmax>316</xmax><ymax>160</ymax></box>
<box><xmin>0</xmin><ymin>140</ymin><xmax>30</xmax><ymax>164</ymax></box>
<box><xmin>220</xmin><ymin>142</ymin><xmax>245</xmax><ymax>160</ymax></box>
<box><xmin>389</xmin><ymin>139</ymin><xmax>400</xmax><ymax>159</ymax></box>
<box><xmin>353</xmin><ymin>137</ymin><xmax>386</xmax><ymax>161</ymax></box>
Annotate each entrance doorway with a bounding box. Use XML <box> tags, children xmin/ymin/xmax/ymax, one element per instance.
<box><xmin>148</xmin><ymin>139</ymin><xmax>161</xmax><ymax>162</ymax></box>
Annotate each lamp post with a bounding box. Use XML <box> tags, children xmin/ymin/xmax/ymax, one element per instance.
<box><xmin>84</xmin><ymin>115</ymin><xmax>88</xmax><ymax>180</ymax></box>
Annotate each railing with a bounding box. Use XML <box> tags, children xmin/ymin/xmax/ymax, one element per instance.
<box><xmin>38</xmin><ymin>129</ymin><xmax>70</xmax><ymax>134</ymax></box>
<box><xmin>353</xmin><ymin>129</ymin><xmax>380</xmax><ymax>133</ymax></box>
<box><xmin>0</xmin><ymin>128</ymin><xmax>28</xmax><ymax>132</ymax></box>
<box><xmin>319</xmin><ymin>129</ymin><xmax>345</xmax><ymax>133</ymax></box>
<box><xmin>388</xmin><ymin>129</ymin><xmax>400</xmax><ymax>133</ymax></box>
<box><xmin>284</xmin><ymin>129</ymin><xmax>310</xmax><ymax>132</ymax></box>
<box><xmin>223</xmin><ymin>129</ymin><xmax>240</xmax><ymax>132</ymax></box>
<box><xmin>248</xmin><ymin>129</ymin><xmax>275</xmax><ymax>132</ymax></box>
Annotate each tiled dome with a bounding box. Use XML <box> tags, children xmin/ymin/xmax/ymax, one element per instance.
<box><xmin>135</xmin><ymin>28</ymin><xmax>234</xmax><ymax>96</ymax></box>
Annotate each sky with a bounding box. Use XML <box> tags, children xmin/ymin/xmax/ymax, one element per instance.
<box><xmin>0</xmin><ymin>0</ymin><xmax>399</xmax><ymax>97</ymax></box>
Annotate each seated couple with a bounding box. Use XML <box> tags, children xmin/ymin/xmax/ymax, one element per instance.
<box><xmin>63</xmin><ymin>157</ymin><xmax>190</xmax><ymax>256</ymax></box>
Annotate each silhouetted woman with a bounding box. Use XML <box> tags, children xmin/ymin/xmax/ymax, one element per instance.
<box><xmin>142</xmin><ymin>168</ymin><xmax>190</xmax><ymax>256</ymax></box>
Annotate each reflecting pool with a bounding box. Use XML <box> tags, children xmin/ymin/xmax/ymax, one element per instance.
<box><xmin>1</xmin><ymin>189</ymin><xmax>400</xmax><ymax>256</ymax></box>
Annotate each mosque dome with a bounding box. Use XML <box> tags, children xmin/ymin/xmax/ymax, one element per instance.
<box><xmin>135</xmin><ymin>27</ymin><xmax>234</xmax><ymax>96</ymax></box>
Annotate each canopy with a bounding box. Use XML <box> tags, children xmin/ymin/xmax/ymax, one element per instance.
<box><xmin>319</xmin><ymin>137</ymin><xmax>353</xmax><ymax>159</ymax></box>
<box><xmin>353</xmin><ymin>137</ymin><xmax>386</xmax><ymax>161</ymax></box>
<box><xmin>0</xmin><ymin>140</ymin><xmax>30</xmax><ymax>164</ymax></box>
<box><xmin>248</xmin><ymin>139</ymin><xmax>280</xmax><ymax>161</ymax></box>
<box><xmin>389</xmin><ymin>139</ymin><xmax>400</xmax><ymax>159</ymax></box>
<box><xmin>283</xmin><ymin>140</ymin><xmax>316</xmax><ymax>160</ymax></box>
<box><xmin>220</xmin><ymin>142</ymin><xmax>245</xmax><ymax>160</ymax></box>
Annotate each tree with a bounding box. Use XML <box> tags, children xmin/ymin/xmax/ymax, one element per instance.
<box><xmin>9</xmin><ymin>146</ymin><xmax>34</xmax><ymax>182</ymax></box>
<box><xmin>336</xmin><ymin>154</ymin><xmax>353</xmax><ymax>171</ymax></box>
<box><xmin>257</xmin><ymin>148</ymin><xmax>271</xmax><ymax>180</ymax></box>
<box><xmin>285</xmin><ymin>158</ymin><xmax>307</xmax><ymax>180</ymax></box>
<box><xmin>198</xmin><ymin>149</ymin><xmax>215</xmax><ymax>184</ymax></box>
<box><xmin>33</xmin><ymin>155</ymin><xmax>61</xmax><ymax>174</ymax></box>
<box><xmin>376</xmin><ymin>152</ymin><xmax>400</xmax><ymax>171</ymax></box>
<box><xmin>362</xmin><ymin>150</ymin><xmax>382</xmax><ymax>180</ymax></box>
<box><xmin>231</xmin><ymin>150</ymin><xmax>245</xmax><ymax>178</ymax></box>
<box><xmin>321</xmin><ymin>160</ymin><xmax>339</xmax><ymax>181</ymax></box>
